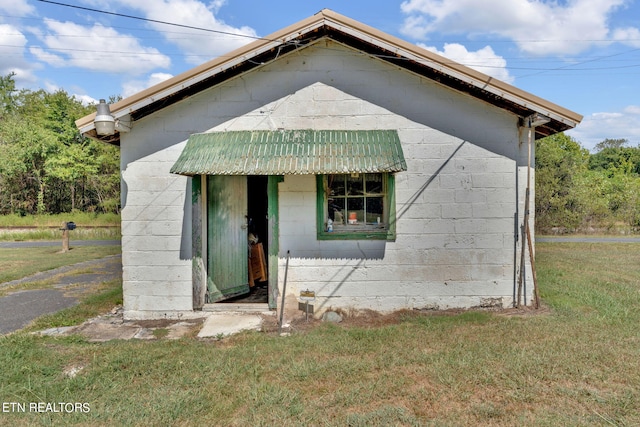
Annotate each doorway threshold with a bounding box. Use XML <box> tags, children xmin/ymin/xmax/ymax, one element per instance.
<box><xmin>203</xmin><ymin>303</ymin><xmax>273</xmax><ymax>314</ymax></box>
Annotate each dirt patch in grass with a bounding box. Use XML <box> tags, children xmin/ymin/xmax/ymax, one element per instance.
<box><xmin>35</xmin><ymin>301</ymin><xmax>552</xmax><ymax>344</ymax></box>
<box><xmin>493</xmin><ymin>304</ymin><xmax>553</xmax><ymax>317</ymax></box>
<box><xmin>265</xmin><ymin>305</ymin><xmax>551</xmax><ymax>338</ymax></box>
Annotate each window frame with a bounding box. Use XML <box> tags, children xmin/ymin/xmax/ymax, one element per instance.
<box><xmin>316</xmin><ymin>173</ymin><xmax>397</xmax><ymax>241</ymax></box>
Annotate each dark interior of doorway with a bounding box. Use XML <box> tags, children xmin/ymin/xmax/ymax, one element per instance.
<box><xmin>221</xmin><ymin>175</ymin><xmax>269</xmax><ymax>304</ymax></box>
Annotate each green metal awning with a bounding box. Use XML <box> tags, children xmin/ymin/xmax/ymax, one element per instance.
<box><xmin>170</xmin><ymin>129</ymin><xmax>407</xmax><ymax>176</ymax></box>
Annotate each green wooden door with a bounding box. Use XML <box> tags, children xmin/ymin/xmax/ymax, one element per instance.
<box><xmin>206</xmin><ymin>175</ymin><xmax>249</xmax><ymax>302</ymax></box>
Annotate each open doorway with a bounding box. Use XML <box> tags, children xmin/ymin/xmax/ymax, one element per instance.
<box><xmin>220</xmin><ymin>175</ymin><xmax>269</xmax><ymax>304</ymax></box>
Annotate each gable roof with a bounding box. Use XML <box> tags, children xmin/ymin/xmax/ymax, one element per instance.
<box><xmin>76</xmin><ymin>9</ymin><xmax>582</xmax><ymax>145</ymax></box>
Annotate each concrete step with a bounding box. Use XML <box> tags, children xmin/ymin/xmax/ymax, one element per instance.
<box><xmin>202</xmin><ymin>303</ymin><xmax>273</xmax><ymax>314</ymax></box>
<box><xmin>197</xmin><ymin>312</ymin><xmax>266</xmax><ymax>338</ymax></box>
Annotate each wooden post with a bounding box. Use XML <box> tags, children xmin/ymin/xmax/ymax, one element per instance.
<box><xmin>517</xmin><ymin>125</ymin><xmax>533</xmax><ymax>308</ymax></box>
<box><xmin>61</xmin><ymin>222</ymin><xmax>69</xmax><ymax>253</ymax></box>
<box><xmin>526</xmin><ymin>225</ymin><xmax>540</xmax><ymax>309</ymax></box>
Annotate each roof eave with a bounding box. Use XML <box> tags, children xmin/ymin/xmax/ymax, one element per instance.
<box><xmin>76</xmin><ymin>8</ymin><xmax>582</xmax><ymax>145</ymax></box>
<box><xmin>74</xmin><ymin>11</ymin><xmax>331</xmax><ymax>138</ymax></box>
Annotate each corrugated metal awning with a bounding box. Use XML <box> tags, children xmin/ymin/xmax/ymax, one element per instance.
<box><xmin>170</xmin><ymin>130</ymin><xmax>407</xmax><ymax>176</ymax></box>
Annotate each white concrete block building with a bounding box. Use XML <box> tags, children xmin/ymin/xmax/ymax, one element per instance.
<box><xmin>77</xmin><ymin>10</ymin><xmax>581</xmax><ymax>320</ymax></box>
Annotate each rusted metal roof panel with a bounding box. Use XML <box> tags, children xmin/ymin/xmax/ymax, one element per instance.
<box><xmin>170</xmin><ymin>130</ymin><xmax>407</xmax><ymax>176</ymax></box>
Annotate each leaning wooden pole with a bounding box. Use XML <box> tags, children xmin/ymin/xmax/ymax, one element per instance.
<box><xmin>278</xmin><ymin>250</ymin><xmax>290</xmax><ymax>335</ymax></box>
<box><xmin>516</xmin><ymin>198</ymin><xmax>528</xmax><ymax>307</ymax></box>
<box><xmin>517</xmin><ymin>115</ymin><xmax>546</xmax><ymax>309</ymax></box>
<box><xmin>526</xmin><ymin>224</ymin><xmax>540</xmax><ymax>309</ymax></box>
<box><xmin>517</xmin><ymin>124</ymin><xmax>534</xmax><ymax>308</ymax></box>
<box><xmin>516</xmin><ymin>127</ymin><xmax>531</xmax><ymax>308</ymax></box>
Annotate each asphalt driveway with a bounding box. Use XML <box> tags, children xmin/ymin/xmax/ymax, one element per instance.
<box><xmin>536</xmin><ymin>236</ymin><xmax>640</xmax><ymax>243</ymax></box>
<box><xmin>0</xmin><ymin>289</ymin><xmax>79</xmax><ymax>335</ymax></box>
<box><xmin>0</xmin><ymin>252</ymin><xmax>122</xmax><ymax>335</ymax></box>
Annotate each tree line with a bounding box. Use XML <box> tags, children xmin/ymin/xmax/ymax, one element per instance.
<box><xmin>0</xmin><ymin>73</ymin><xmax>120</xmax><ymax>215</ymax></box>
<box><xmin>536</xmin><ymin>134</ymin><xmax>640</xmax><ymax>234</ymax></box>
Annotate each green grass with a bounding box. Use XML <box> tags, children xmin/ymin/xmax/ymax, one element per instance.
<box><xmin>0</xmin><ymin>245</ymin><xmax>121</xmax><ymax>284</ymax></box>
<box><xmin>0</xmin><ymin>243</ymin><xmax>639</xmax><ymax>425</ymax></box>
<box><xmin>0</xmin><ymin>227</ymin><xmax>121</xmax><ymax>241</ymax></box>
<box><xmin>0</xmin><ymin>213</ymin><xmax>120</xmax><ymax>227</ymax></box>
<box><xmin>24</xmin><ymin>281</ymin><xmax>123</xmax><ymax>331</ymax></box>
<box><xmin>0</xmin><ymin>213</ymin><xmax>120</xmax><ymax>241</ymax></box>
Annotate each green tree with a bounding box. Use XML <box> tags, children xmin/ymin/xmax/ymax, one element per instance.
<box><xmin>0</xmin><ymin>73</ymin><xmax>120</xmax><ymax>214</ymax></box>
<box><xmin>43</xmin><ymin>90</ymin><xmax>91</xmax><ymax>146</ymax></box>
<box><xmin>587</xmin><ymin>139</ymin><xmax>640</xmax><ymax>229</ymax></box>
<box><xmin>594</xmin><ymin>138</ymin><xmax>628</xmax><ymax>151</ymax></box>
<box><xmin>0</xmin><ymin>72</ymin><xmax>17</xmax><ymax>114</ymax></box>
<box><xmin>88</xmin><ymin>141</ymin><xmax>121</xmax><ymax>213</ymax></box>
<box><xmin>589</xmin><ymin>146</ymin><xmax>640</xmax><ymax>176</ymax></box>
<box><xmin>535</xmin><ymin>133</ymin><xmax>589</xmax><ymax>231</ymax></box>
<box><xmin>45</xmin><ymin>143</ymin><xmax>99</xmax><ymax>211</ymax></box>
<box><xmin>0</xmin><ymin>112</ymin><xmax>58</xmax><ymax>214</ymax></box>
<box><xmin>537</xmin><ymin>133</ymin><xmax>640</xmax><ymax>233</ymax></box>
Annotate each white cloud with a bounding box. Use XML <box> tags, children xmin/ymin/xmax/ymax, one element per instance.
<box><xmin>0</xmin><ymin>23</ymin><xmax>38</xmax><ymax>85</ymax></box>
<box><xmin>624</xmin><ymin>105</ymin><xmax>640</xmax><ymax>115</ymax></box>
<box><xmin>400</xmin><ymin>0</ymin><xmax>638</xmax><ymax>56</ymax></box>
<box><xmin>112</xmin><ymin>0</ymin><xmax>259</xmax><ymax>64</ymax></box>
<box><xmin>0</xmin><ymin>0</ymin><xmax>34</xmax><ymax>16</ymax></box>
<box><xmin>29</xmin><ymin>46</ymin><xmax>66</xmax><ymax>67</ymax></box>
<box><xmin>40</xmin><ymin>80</ymin><xmax>100</xmax><ymax>105</ymax></box>
<box><xmin>401</xmin><ymin>14</ymin><xmax>429</xmax><ymax>40</ymax></box>
<box><xmin>74</xmin><ymin>94</ymin><xmax>100</xmax><ymax>106</ymax></box>
<box><xmin>30</xmin><ymin>19</ymin><xmax>171</xmax><ymax>74</ymax></box>
<box><xmin>121</xmin><ymin>72</ymin><xmax>174</xmax><ymax>97</ymax></box>
<box><xmin>612</xmin><ymin>27</ymin><xmax>640</xmax><ymax>47</ymax></box>
<box><xmin>567</xmin><ymin>105</ymin><xmax>640</xmax><ymax>151</ymax></box>
<box><xmin>42</xmin><ymin>81</ymin><xmax>62</xmax><ymax>93</ymax></box>
<box><xmin>419</xmin><ymin>43</ymin><xmax>513</xmax><ymax>83</ymax></box>
<box><xmin>0</xmin><ymin>24</ymin><xmax>28</xmax><ymax>64</ymax></box>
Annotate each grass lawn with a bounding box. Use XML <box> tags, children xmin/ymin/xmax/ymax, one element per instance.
<box><xmin>0</xmin><ymin>245</ymin><xmax>121</xmax><ymax>285</ymax></box>
<box><xmin>0</xmin><ymin>213</ymin><xmax>120</xmax><ymax>241</ymax></box>
<box><xmin>1</xmin><ymin>243</ymin><xmax>639</xmax><ymax>425</ymax></box>
<box><xmin>0</xmin><ymin>213</ymin><xmax>120</xmax><ymax>228</ymax></box>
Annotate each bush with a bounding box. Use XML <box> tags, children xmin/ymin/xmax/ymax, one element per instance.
<box><xmin>536</xmin><ymin>135</ymin><xmax>640</xmax><ymax>234</ymax></box>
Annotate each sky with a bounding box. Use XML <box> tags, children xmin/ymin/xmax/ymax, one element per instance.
<box><xmin>2</xmin><ymin>0</ymin><xmax>640</xmax><ymax>151</ymax></box>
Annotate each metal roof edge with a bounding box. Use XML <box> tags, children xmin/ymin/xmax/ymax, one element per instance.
<box><xmin>75</xmin><ymin>12</ymin><xmax>331</xmax><ymax>131</ymax></box>
<box><xmin>76</xmin><ymin>8</ymin><xmax>582</xmax><ymax>139</ymax></box>
<box><xmin>318</xmin><ymin>9</ymin><xmax>582</xmax><ymax>126</ymax></box>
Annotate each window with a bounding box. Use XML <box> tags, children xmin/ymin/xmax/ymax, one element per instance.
<box><xmin>316</xmin><ymin>173</ymin><xmax>396</xmax><ymax>240</ymax></box>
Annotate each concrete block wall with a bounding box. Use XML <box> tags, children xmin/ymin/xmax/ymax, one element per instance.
<box><xmin>118</xmin><ymin>38</ymin><xmax>534</xmax><ymax>319</ymax></box>
<box><xmin>275</xmin><ymin>127</ymin><xmax>524</xmax><ymax>316</ymax></box>
<box><xmin>249</xmin><ymin>42</ymin><xmax>529</xmax><ymax>315</ymax></box>
<box><xmin>119</xmin><ymin>132</ymin><xmax>195</xmax><ymax>319</ymax></box>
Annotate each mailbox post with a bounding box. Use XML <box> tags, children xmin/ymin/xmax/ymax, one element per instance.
<box><xmin>60</xmin><ymin>221</ymin><xmax>76</xmax><ymax>253</ymax></box>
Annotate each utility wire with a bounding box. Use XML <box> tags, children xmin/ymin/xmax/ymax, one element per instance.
<box><xmin>22</xmin><ymin>0</ymin><xmax>640</xmax><ymax>74</ymax></box>
<box><xmin>34</xmin><ymin>0</ymin><xmax>268</xmax><ymax>41</ymax></box>
<box><xmin>516</xmin><ymin>46</ymin><xmax>640</xmax><ymax>78</ymax></box>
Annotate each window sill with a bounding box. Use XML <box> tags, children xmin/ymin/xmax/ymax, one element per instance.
<box><xmin>317</xmin><ymin>229</ymin><xmax>395</xmax><ymax>241</ymax></box>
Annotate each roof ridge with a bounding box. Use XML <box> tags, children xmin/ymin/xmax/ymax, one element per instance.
<box><xmin>76</xmin><ymin>9</ymin><xmax>581</xmax><ymax>144</ymax></box>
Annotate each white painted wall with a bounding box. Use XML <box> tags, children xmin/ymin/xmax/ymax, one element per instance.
<box><xmin>118</xmin><ymin>39</ymin><xmax>534</xmax><ymax>319</ymax></box>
